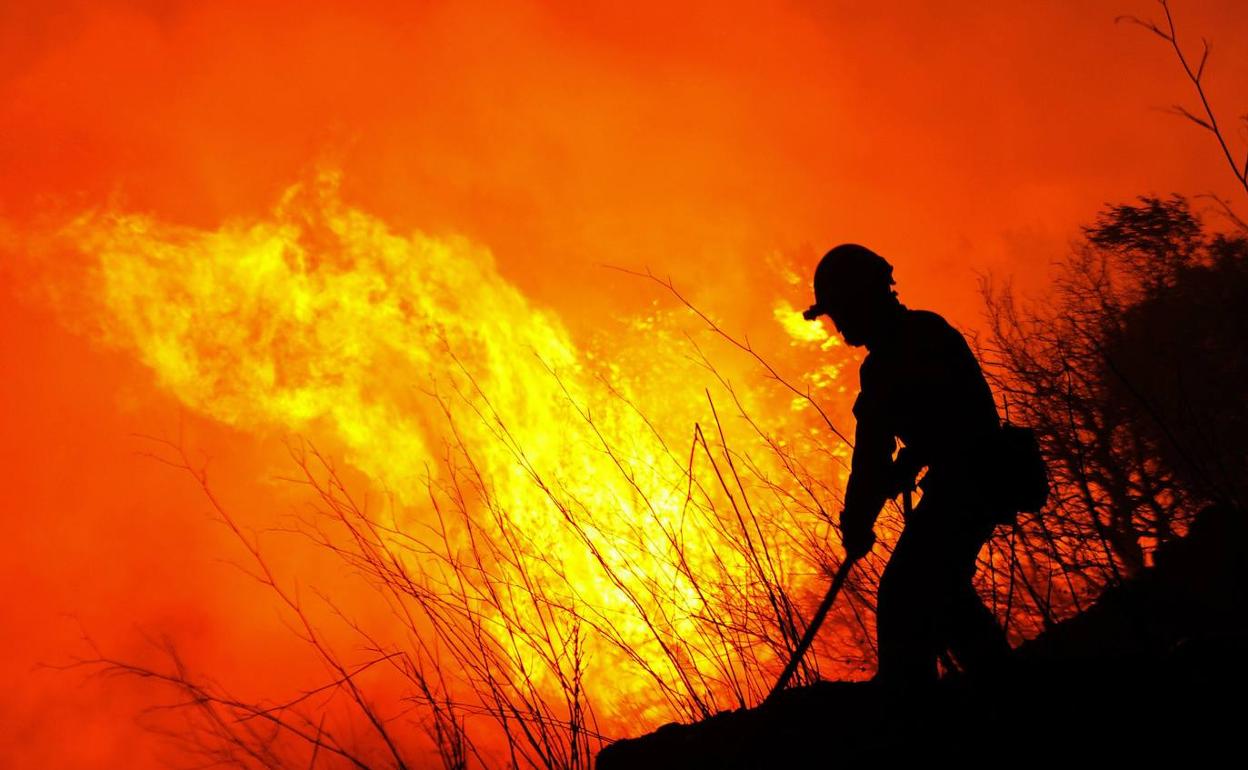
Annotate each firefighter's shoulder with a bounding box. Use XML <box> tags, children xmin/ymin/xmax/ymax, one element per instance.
<box><xmin>901</xmin><ymin>307</ymin><xmax>956</xmax><ymax>335</ymax></box>
<box><xmin>900</xmin><ymin>308</ymin><xmax>968</xmax><ymax>351</ymax></box>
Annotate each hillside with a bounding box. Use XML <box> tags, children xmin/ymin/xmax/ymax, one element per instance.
<box><xmin>596</xmin><ymin>504</ymin><xmax>1248</xmax><ymax>767</ymax></box>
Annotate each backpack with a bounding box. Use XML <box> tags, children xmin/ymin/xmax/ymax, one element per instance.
<box><xmin>987</xmin><ymin>422</ymin><xmax>1051</xmax><ymax>525</ymax></box>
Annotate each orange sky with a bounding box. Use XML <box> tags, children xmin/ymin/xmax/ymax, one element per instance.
<box><xmin>3</xmin><ymin>1</ymin><xmax>1247</xmax><ymax>766</ymax></box>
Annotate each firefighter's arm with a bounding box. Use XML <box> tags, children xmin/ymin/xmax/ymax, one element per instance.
<box><xmin>839</xmin><ymin>380</ymin><xmax>896</xmax><ymax>559</ymax></box>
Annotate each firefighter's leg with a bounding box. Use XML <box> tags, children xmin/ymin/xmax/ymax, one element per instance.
<box><xmin>944</xmin><ymin>517</ymin><xmax>1012</xmax><ymax>679</ymax></box>
<box><xmin>875</xmin><ymin>516</ymin><xmax>943</xmax><ymax>689</ymax></box>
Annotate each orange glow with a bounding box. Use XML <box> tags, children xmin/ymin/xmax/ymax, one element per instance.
<box><xmin>47</xmin><ymin>171</ymin><xmax>851</xmax><ymax>720</ymax></box>
<box><xmin>3</xmin><ymin>1</ymin><xmax>1247</xmax><ymax>766</ymax></box>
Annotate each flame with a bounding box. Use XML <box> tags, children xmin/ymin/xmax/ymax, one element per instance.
<box><xmin>53</xmin><ymin>171</ymin><xmax>857</xmax><ymax>734</ymax></box>
<box><xmin>74</xmin><ymin>172</ymin><xmax>587</xmax><ymax>507</ymax></box>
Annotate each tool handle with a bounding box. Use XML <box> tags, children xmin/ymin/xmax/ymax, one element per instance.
<box><xmin>765</xmin><ymin>557</ymin><xmax>855</xmax><ymax>703</ymax></box>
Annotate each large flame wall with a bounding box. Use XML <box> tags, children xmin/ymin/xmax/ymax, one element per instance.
<box><xmin>3</xmin><ymin>1</ymin><xmax>1247</xmax><ymax>766</ymax></box>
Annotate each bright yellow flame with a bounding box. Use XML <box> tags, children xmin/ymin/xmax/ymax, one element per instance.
<box><xmin>773</xmin><ymin>300</ymin><xmax>828</xmax><ymax>344</ymax></box>
<box><xmin>57</xmin><ymin>172</ymin><xmax>851</xmax><ymax>729</ymax></box>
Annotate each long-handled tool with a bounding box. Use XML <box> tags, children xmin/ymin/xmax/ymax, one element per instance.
<box><xmin>765</xmin><ymin>555</ymin><xmax>856</xmax><ymax>702</ymax></box>
<box><xmin>765</xmin><ymin>488</ymin><xmax>914</xmax><ymax>702</ymax></box>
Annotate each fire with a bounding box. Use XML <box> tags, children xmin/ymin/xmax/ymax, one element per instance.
<box><xmin>74</xmin><ymin>171</ymin><xmax>586</xmax><ymax>506</ymax></box>
<box><xmin>3</xmin><ymin>1</ymin><xmax>1245</xmax><ymax>765</ymax></box>
<box><xmin>51</xmin><ymin>171</ymin><xmax>859</xmax><ymax>743</ymax></box>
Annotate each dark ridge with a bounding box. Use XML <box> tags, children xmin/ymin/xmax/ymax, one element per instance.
<box><xmin>596</xmin><ymin>504</ymin><xmax>1248</xmax><ymax>767</ymax></box>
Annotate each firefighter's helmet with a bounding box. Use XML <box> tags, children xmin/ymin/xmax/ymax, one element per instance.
<box><xmin>803</xmin><ymin>244</ymin><xmax>896</xmax><ymax>321</ymax></box>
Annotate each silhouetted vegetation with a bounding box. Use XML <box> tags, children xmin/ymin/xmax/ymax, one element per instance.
<box><xmin>982</xmin><ymin>196</ymin><xmax>1247</xmax><ymax>585</ymax></box>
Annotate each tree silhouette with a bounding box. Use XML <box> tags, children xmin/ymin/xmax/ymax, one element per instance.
<box><xmin>1099</xmin><ymin>218</ymin><xmax>1248</xmax><ymax>511</ymax></box>
<box><xmin>978</xmin><ymin>0</ymin><xmax>1248</xmax><ymax>588</ymax></box>
<box><xmin>983</xmin><ymin>195</ymin><xmax>1246</xmax><ymax>585</ymax></box>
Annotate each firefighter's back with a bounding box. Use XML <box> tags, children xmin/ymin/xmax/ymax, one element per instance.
<box><xmin>858</xmin><ymin>307</ymin><xmax>1000</xmax><ymax>481</ymax></box>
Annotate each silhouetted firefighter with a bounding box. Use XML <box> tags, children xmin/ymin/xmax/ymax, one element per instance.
<box><xmin>803</xmin><ymin>244</ymin><xmax>1013</xmax><ymax>691</ymax></box>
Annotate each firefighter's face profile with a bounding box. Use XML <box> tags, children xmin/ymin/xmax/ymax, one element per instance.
<box><xmin>830</xmin><ymin>309</ymin><xmax>869</xmax><ymax>347</ymax></box>
<box><xmin>827</xmin><ymin>294</ymin><xmax>872</xmax><ymax>347</ymax></box>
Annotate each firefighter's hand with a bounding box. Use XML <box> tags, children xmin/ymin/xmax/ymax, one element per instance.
<box><xmin>839</xmin><ymin>517</ymin><xmax>877</xmax><ymax>562</ymax></box>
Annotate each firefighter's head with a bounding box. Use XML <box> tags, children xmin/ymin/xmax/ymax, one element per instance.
<box><xmin>803</xmin><ymin>243</ymin><xmax>899</xmax><ymax>347</ymax></box>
